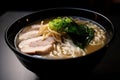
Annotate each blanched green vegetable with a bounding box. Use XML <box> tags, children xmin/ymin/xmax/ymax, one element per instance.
<box><xmin>67</xmin><ymin>24</ymin><xmax>94</xmax><ymax>48</ymax></box>
<box><xmin>48</xmin><ymin>17</ymin><xmax>95</xmax><ymax>48</ymax></box>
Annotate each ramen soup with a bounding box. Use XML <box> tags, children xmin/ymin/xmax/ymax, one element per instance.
<box><xmin>15</xmin><ymin>16</ymin><xmax>106</xmax><ymax>59</ymax></box>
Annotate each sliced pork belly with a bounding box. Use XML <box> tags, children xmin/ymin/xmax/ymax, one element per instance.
<box><xmin>18</xmin><ymin>36</ymin><xmax>55</xmax><ymax>54</ymax></box>
<box><xmin>19</xmin><ymin>30</ymin><xmax>39</xmax><ymax>41</ymax></box>
<box><xmin>31</xmin><ymin>24</ymin><xmax>41</xmax><ymax>30</ymax></box>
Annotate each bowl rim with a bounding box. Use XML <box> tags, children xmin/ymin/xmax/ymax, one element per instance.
<box><xmin>5</xmin><ymin>7</ymin><xmax>115</xmax><ymax>60</ymax></box>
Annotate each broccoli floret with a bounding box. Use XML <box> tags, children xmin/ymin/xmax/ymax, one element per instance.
<box><xmin>49</xmin><ymin>17</ymin><xmax>72</xmax><ymax>32</ymax></box>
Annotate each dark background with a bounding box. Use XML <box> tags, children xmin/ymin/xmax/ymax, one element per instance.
<box><xmin>0</xmin><ymin>0</ymin><xmax>120</xmax><ymax>80</ymax></box>
<box><xmin>0</xmin><ymin>0</ymin><xmax>120</xmax><ymax>18</ymax></box>
<box><xmin>0</xmin><ymin>0</ymin><xmax>120</xmax><ymax>14</ymax></box>
<box><xmin>0</xmin><ymin>0</ymin><xmax>120</xmax><ymax>15</ymax></box>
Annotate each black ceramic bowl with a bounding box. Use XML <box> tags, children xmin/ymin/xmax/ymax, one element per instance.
<box><xmin>5</xmin><ymin>8</ymin><xmax>114</xmax><ymax>79</ymax></box>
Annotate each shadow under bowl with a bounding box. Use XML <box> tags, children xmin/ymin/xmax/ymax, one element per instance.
<box><xmin>5</xmin><ymin>8</ymin><xmax>115</xmax><ymax>79</ymax></box>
